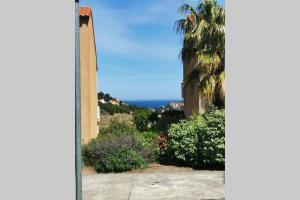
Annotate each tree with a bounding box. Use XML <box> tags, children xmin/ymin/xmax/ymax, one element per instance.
<box><xmin>98</xmin><ymin>92</ymin><xmax>105</xmax><ymax>99</ymax></box>
<box><xmin>175</xmin><ymin>0</ymin><xmax>225</xmax><ymax>108</ymax></box>
<box><xmin>133</xmin><ymin>110</ymin><xmax>152</xmax><ymax>132</ymax></box>
<box><xmin>104</xmin><ymin>93</ymin><xmax>111</xmax><ymax>103</ymax></box>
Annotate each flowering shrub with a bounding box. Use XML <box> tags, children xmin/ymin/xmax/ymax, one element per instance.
<box><xmin>82</xmin><ymin>121</ymin><xmax>154</xmax><ymax>173</ymax></box>
<box><xmin>198</xmin><ymin>109</ymin><xmax>225</xmax><ymax>166</ymax></box>
<box><xmin>94</xmin><ymin>147</ymin><xmax>147</xmax><ymax>173</ymax></box>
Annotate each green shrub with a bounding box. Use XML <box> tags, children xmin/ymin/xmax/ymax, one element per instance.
<box><xmin>133</xmin><ymin>110</ymin><xmax>152</xmax><ymax>132</ymax></box>
<box><xmin>163</xmin><ymin>118</ymin><xmax>200</xmax><ymax>165</ymax></box>
<box><xmin>142</xmin><ymin>131</ymin><xmax>159</xmax><ymax>140</ymax></box>
<box><xmin>161</xmin><ymin>109</ymin><xmax>225</xmax><ymax>168</ymax></box>
<box><xmin>82</xmin><ymin>121</ymin><xmax>154</xmax><ymax>172</ymax></box>
<box><xmin>198</xmin><ymin>109</ymin><xmax>225</xmax><ymax>166</ymax></box>
<box><xmin>141</xmin><ymin>131</ymin><xmax>160</xmax><ymax>160</ymax></box>
<box><xmin>94</xmin><ymin>147</ymin><xmax>147</xmax><ymax>173</ymax></box>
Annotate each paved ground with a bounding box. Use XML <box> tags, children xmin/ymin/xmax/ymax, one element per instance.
<box><xmin>82</xmin><ymin>164</ymin><xmax>225</xmax><ymax>200</ymax></box>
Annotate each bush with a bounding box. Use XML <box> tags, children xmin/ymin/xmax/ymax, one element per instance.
<box><xmin>82</xmin><ymin>121</ymin><xmax>154</xmax><ymax>172</ymax></box>
<box><xmin>198</xmin><ymin>109</ymin><xmax>225</xmax><ymax>166</ymax></box>
<box><xmin>142</xmin><ymin>131</ymin><xmax>159</xmax><ymax>140</ymax></box>
<box><xmin>133</xmin><ymin>109</ymin><xmax>152</xmax><ymax>132</ymax></box>
<box><xmin>141</xmin><ymin>131</ymin><xmax>160</xmax><ymax>160</ymax></box>
<box><xmin>94</xmin><ymin>147</ymin><xmax>147</xmax><ymax>173</ymax></box>
<box><xmin>160</xmin><ymin>109</ymin><xmax>225</xmax><ymax>168</ymax></box>
<box><xmin>161</xmin><ymin>119</ymin><xmax>199</xmax><ymax>165</ymax></box>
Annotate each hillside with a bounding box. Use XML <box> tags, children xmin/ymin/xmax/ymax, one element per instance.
<box><xmin>98</xmin><ymin>92</ymin><xmax>149</xmax><ymax>115</ymax></box>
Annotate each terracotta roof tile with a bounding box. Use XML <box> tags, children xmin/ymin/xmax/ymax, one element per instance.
<box><xmin>80</xmin><ymin>7</ymin><xmax>92</xmax><ymax>17</ymax></box>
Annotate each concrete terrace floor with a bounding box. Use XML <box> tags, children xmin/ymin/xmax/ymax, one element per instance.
<box><xmin>82</xmin><ymin>164</ymin><xmax>225</xmax><ymax>200</ymax></box>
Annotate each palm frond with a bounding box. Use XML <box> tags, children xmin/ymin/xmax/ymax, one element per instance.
<box><xmin>175</xmin><ymin>3</ymin><xmax>201</xmax><ymax>35</ymax></box>
<box><xmin>183</xmin><ymin>67</ymin><xmax>201</xmax><ymax>88</ymax></box>
<box><xmin>195</xmin><ymin>53</ymin><xmax>221</xmax><ymax>74</ymax></box>
<box><xmin>199</xmin><ymin>75</ymin><xmax>217</xmax><ymax>103</ymax></box>
<box><xmin>175</xmin><ymin>18</ymin><xmax>194</xmax><ymax>35</ymax></box>
<box><xmin>178</xmin><ymin>4</ymin><xmax>199</xmax><ymax>17</ymax></box>
<box><xmin>180</xmin><ymin>41</ymin><xmax>198</xmax><ymax>64</ymax></box>
<box><xmin>184</xmin><ymin>19</ymin><xmax>208</xmax><ymax>47</ymax></box>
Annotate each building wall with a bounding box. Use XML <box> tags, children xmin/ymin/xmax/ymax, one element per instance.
<box><xmin>80</xmin><ymin>16</ymin><xmax>98</xmax><ymax>144</ymax></box>
<box><xmin>87</xmin><ymin>15</ymin><xmax>98</xmax><ymax>142</ymax></box>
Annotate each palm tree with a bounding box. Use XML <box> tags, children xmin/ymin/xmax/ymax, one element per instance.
<box><xmin>176</xmin><ymin>0</ymin><xmax>225</xmax><ymax>109</ymax></box>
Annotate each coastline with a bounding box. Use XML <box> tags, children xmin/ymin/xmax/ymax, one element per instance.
<box><xmin>124</xmin><ymin>99</ymin><xmax>183</xmax><ymax>109</ymax></box>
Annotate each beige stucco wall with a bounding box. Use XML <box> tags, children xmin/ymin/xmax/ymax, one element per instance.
<box><xmin>80</xmin><ymin>16</ymin><xmax>98</xmax><ymax>144</ymax></box>
<box><xmin>183</xmin><ymin>59</ymin><xmax>206</xmax><ymax>118</ymax></box>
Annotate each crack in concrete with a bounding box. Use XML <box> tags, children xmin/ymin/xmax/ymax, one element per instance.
<box><xmin>128</xmin><ymin>174</ymin><xmax>135</xmax><ymax>200</ymax></box>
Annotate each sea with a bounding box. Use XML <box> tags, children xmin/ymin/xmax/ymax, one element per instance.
<box><xmin>125</xmin><ymin>100</ymin><xmax>182</xmax><ymax>109</ymax></box>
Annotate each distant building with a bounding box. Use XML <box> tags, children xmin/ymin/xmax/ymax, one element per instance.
<box><xmin>110</xmin><ymin>99</ymin><xmax>120</xmax><ymax>106</ymax></box>
<box><xmin>99</xmin><ymin>99</ymin><xmax>106</xmax><ymax>104</ymax></box>
<box><xmin>80</xmin><ymin>7</ymin><xmax>99</xmax><ymax>144</ymax></box>
<box><xmin>169</xmin><ymin>102</ymin><xmax>184</xmax><ymax>111</ymax></box>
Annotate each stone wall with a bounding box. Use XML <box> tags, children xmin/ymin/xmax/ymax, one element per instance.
<box><xmin>99</xmin><ymin>113</ymin><xmax>134</xmax><ymax>132</ymax></box>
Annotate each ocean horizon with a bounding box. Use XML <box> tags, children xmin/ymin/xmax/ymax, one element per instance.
<box><xmin>124</xmin><ymin>99</ymin><xmax>183</xmax><ymax>109</ymax></box>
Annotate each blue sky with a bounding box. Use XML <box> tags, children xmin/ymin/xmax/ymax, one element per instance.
<box><xmin>81</xmin><ymin>0</ymin><xmax>224</xmax><ymax>100</ymax></box>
